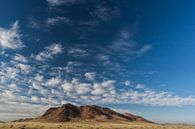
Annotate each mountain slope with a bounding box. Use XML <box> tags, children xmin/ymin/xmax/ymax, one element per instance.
<box><xmin>33</xmin><ymin>103</ymin><xmax>151</xmax><ymax>123</ymax></box>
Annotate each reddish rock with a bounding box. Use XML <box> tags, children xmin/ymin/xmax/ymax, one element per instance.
<box><xmin>34</xmin><ymin>103</ymin><xmax>151</xmax><ymax>123</ymax></box>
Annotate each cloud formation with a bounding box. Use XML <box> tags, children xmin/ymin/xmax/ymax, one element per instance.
<box><xmin>1</xmin><ymin>42</ymin><xmax>195</xmax><ymax>121</ymax></box>
<box><xmin>85</xmin><ymin>72</ymin><xmax>96</xmax><ymax>81</ymax></box>
<box><xmin>33</xmin><ymin>43</ymin><xmax>63</xmax><ymax>61</ymax></box>
<box><xmin>0</xmin><ymin>21</ymin><xmax>24</xmax><ymax>49</ymax></box>
<box><xmin>46</xmin><ymin>17</ymin><xmax>72</xmax><ymax>26</ymax></box>
<box><xmin>46</xmin><ymin>0</ymin><xmax>80</xmax><ymax>6</ymax></box>
<box><xmin>67</xmin><ymin>48</ymin><xmax>89</xmax><ymax>58</ymax></box>
<box><xmin>13</xmin><ymin>54</ymin><xmax>28</xmax><ymax>63</ymax></box>
<box><xmin>110</xmin><ymin>29</ymin><xmax>152</xmax><ymax>59</ymax></box>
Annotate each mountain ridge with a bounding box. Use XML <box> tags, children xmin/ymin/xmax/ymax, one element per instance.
<box><xmin>30</xmin><ymin>103</ymin><xmax>152</xmax><ymax>123</ymax></box>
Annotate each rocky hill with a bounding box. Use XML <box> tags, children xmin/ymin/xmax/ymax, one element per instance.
<box><xmin>124</xmin><ymin>113</ymin><xmax>152</xmax><ymax>123</ymax></box>
<box><xmin>32</xmin><ymin>103</ymin><xmax>151</xmax><ymax>123</ymax></box>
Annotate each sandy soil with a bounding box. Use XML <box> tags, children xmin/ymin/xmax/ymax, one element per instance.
<box><xmin>0</xmin><ymin>122</ymin><xmax>194</xmax><ymax>129</ymax></box>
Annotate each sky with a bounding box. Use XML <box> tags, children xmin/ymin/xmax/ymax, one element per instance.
<box><xmin>0</xmin><ymin>0</ymin><xmax>195</xmax><ymax>124</ymax></box>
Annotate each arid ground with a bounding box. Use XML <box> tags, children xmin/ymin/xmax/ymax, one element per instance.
<box><xmin>0</xmin><ymin>122</ymin><xmax>195</xmax><ymax>129</ymax></box>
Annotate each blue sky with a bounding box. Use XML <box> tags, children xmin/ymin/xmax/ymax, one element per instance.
<box><xmin>0</xmin><ymin>0</ymin><xmax>195</xmax><ymax>124</ymax></box>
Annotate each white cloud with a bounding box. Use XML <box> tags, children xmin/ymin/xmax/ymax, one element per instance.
<box><xmin>96</xmin><ymin>54</ymin><xmax>111</xmax><ymax>65</ymax></box>
<box><xmin>46</xmin><ymin>0</ymin><xmax>80</xmax><ymax>6</ymax></box>
<box><xmin>91</xmin><ymin>83</ymin><xmax>106</xmax><ymax>95</ymax></box>
<box><xmin>76</xmin><ymin>83</ymin><xmax>91</xmax><ymax>95</ymax></box>
<box><xmin>101</xmin><ymin>80</ymin><xmax>116</xmax><ymax>88</ymax></box>
<box><xmin>0</xmin><ymin>21</ymin><xmax>24</xmax><ymax>49</ymax></box>
<box><xmin>34</xmin><ymin>74</ymin><xmax>44</xmax><ymax>82</ymax></box>
<box><xmin>46</xmin><ymin>43</ymin><xmax>63</xmax><ymax>55</ymax></box>
<box><xmin>13</xmin><ymin>54</ymin><xmax>28</xmax><ymax>63</ymax></box>
<box><xmin>31</xmin><ymin>96</ymin><xmax>41</xmax><ymax>103</ymax></box>
<box><xmin>47</xmin><ymin>77</ymin><xmax>62</xmax><ymax>87</ymax></box>
<box><xmin>90</xmin><ymin>3</ymin><xmax>120</xmax><ymax>22</ymax></box>
<box><xmin>85</xmin><ymin>72</ymin><xmax>96</xmax><ymax>81</ymax></box>
<box><xmin>47</xmin><ymin>17</ymin><xmax>72</xmax><ymax>26</ymax></box>
<box><xmin>112</xmin><ymin>108</ymin><xmax>141</xmax><ymax>115</ymax></box>
<box><xmin>91</xmin><ymin>80</ymin><xmax>116</xmax><ymax>96</ymax></box>
<box><xmin>59</xmin><ymin>79</ymin><xmax>195</xmax><ymax>107</ymax></box>
<box><xmin>62</xmin><ymin>82</ymin><xmax>74</xmax><ymax>92</ymax></box>
<box><xmin>124</xmin><ymin>80</ymin><xmax>131</xmax><ymax>86</ymax></box>
<box><xmin>128</xmin><ymin>90</ymin><xmax>195</xmax><ymax>106</ymax></box>
<box><xmin>31</xmin><ymin>82</ymin><xmax>44</xmax><ymax>91</ymax></box>
<box><xmin>4</xmin><ymin>67</ymin><xmax>18</xmax><ymax>79</ymax></box>
<box><xmin>62</xmin><ymin>80</ymin><xmax>91</xmax><ymax>95</ymax></box>
<box><xmin>33</xmin><ymin>43</ymin><xmax>63</xmax><ymax>61</ymax></box>
<box><xmin>136</xmin><ymin>45</ymin><xmax>152</xmax><ymax>56</ymax></box>
<box><xmin>67</xmin><ymin>48</ymin><xmax>88</xmax><ymax>58</ymax></box>
<box><xmin>16</xmin><ymin>63</ymin><xmax>31</xmax><ymax>74</ymax></box>
<box><xmin>65</xmin><ymin>61</ymin><xmax>82</xmax><ymax>73</ymax></box>
<box><xmin>136</xmin><ymin>83</ymin><xmax>145</xmax><ymax>89</ymax></box>
<box><xmin>0</xmin><ymin>102</ymin><xmax>48</xmax><ymax>121</ymax></box>
<box><xmin>109</xmin><ymin>28</ymin><xmax>152</xmax><ymax>62</ymax></box>
<box><xmin>8</xmin><ymin>83</ymin><xmax>18</xmax><ymax>92</ymax></box>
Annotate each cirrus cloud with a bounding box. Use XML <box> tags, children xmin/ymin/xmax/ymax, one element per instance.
<box><xmin>0</xmin><ymin>21</ymin><xmax>24</xmax><ymax>50</ymax></box>
<box><xmin>32</xmin><ymin>43</ymin><xmax>63</xmax><ymax>62</ymax></box>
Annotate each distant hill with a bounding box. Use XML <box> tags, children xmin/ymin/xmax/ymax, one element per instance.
<box><xmin>30</xmin><ymin>103</ymin><xmax>152</xmax><ymax>123</ymax></box>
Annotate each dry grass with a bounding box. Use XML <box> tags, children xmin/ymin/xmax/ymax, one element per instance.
<box><xmin>0</xmin><ymin>121</ymin><xmax>195</xmax><ymax>129</ymax></box>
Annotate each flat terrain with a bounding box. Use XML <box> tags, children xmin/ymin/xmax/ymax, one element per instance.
<box><xmin>0</xmin><ymin>122</ymin><xmax>195</xmax><ymax>129</ymax></box>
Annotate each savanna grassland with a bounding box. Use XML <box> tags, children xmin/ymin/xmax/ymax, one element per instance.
<box><xmin>0</xmin><ymin>122</ymin><xmax>195</xmax><ymax>129</ymax></box>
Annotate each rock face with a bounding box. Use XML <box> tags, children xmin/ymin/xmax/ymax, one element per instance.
<box><xmin>35</xmin><ymin>103</ymin><xmax>151</xmax><ymax>122</ymax></box>
<box><xmin>40</xmin><ymin>104</ymin><xmax>81</xmax><ymax>122</ymax></box>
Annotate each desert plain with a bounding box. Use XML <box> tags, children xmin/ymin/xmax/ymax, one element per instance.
<box><xmin>0</xmin><ymin>121</ymin><xmax>195</xmax><ymax>129</ymax></box>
